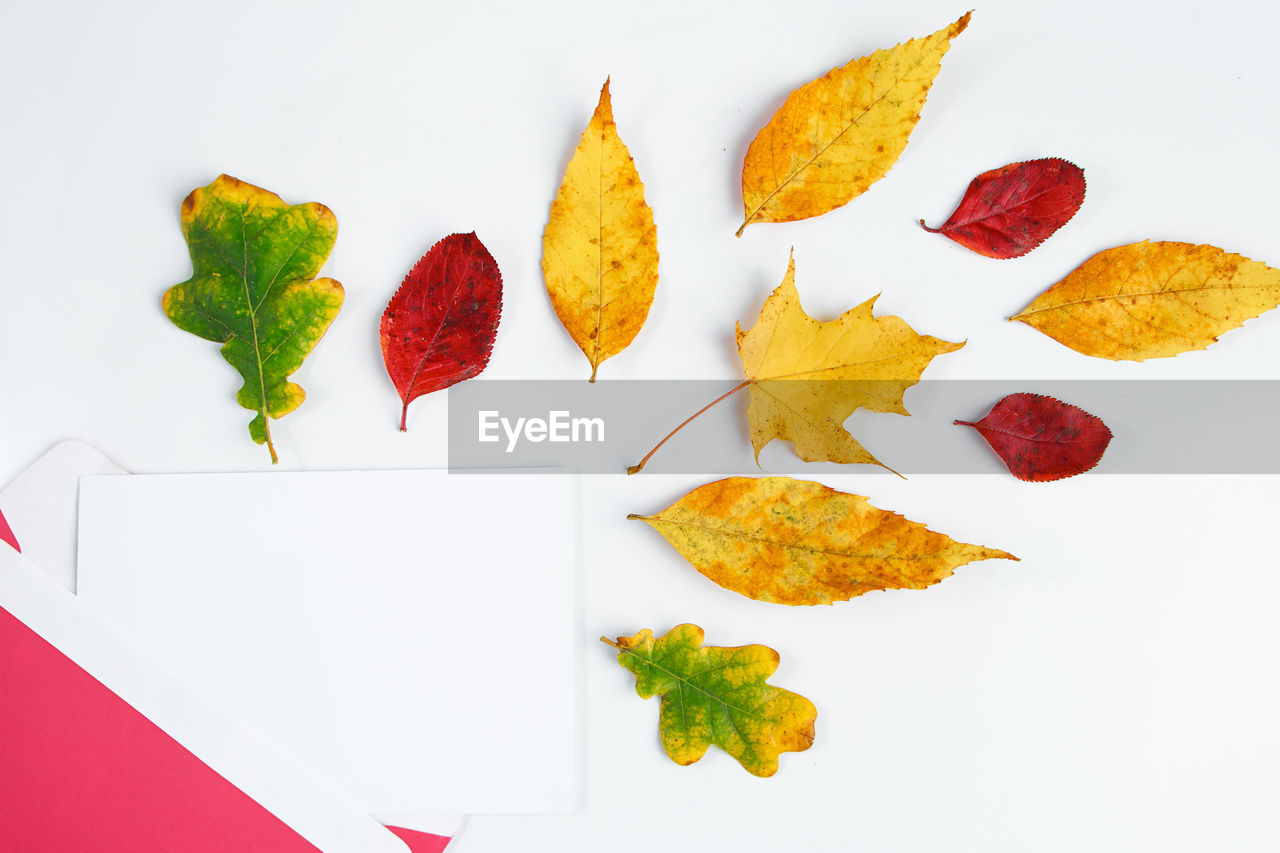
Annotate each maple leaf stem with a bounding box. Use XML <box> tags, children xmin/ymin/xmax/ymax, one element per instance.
<box><xmin>953</xmin><ymin>419</ymin><xmax>977</xmax><ymax>427</ymax></box>
<box><xmin>918</xmin><ymin>218</ymin><xmax>944</xmax><ymax>233</ymax></box>
<box><xmin>401</xmin><ymin>404</ymin><xmax>409</xmax><ymax>432</ymax></box>
<box><xmin>627</xmin><ymin>380</ymin><xmax>749</xmax><ymax>475</ymax></box>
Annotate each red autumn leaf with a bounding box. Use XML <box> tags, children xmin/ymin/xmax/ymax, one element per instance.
<box><xmin>381</xmin><ymin>232</ymin><xmax>502</xmax><ymax>431</ymax></box>
<box><xmin>920</xmin><ymin>158</ymin><xmax>1085</xmax><ymax>258</ymax></box>
<box><xmin>955</xmin><ymin>393</ymin><xmax>1112</xmax><ymax>482</ymax></box>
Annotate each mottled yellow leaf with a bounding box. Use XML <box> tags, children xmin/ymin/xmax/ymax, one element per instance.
<box><xmin>1011</xmin><ymin>240</ymin><xmax>1280</xmax><ymax>360</ymax></box>
<box><xmin>737</xmin><ymin>12</ymin><xmax>970</xmax><ymax>236</ymax></box>
<box><xmin>543</xmin><ymin>79</ymin><xmax>659</xmax><ymax>381</ymax></box>
<box><xmin>631</xmin><ymin>477</ymin><xmax>1016</xmax><ymax>605</ymax></box>
<box><xmin>603</xmin><ymin>624</ymin><xmax>816</xmax><ymax>776</ymax></box>
<box><xmin>737</xmin><ymin>252</ymin><xmax>963</xmax><ymax>470</ymax></box>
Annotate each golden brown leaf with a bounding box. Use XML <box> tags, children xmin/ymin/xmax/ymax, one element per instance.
<box><xmin>630</xmin><ymin>477</ymin><xmax>1016</xmax><ymax>605</ymax></box>
<box><xmin>543</xmin><ymin>79</ymin><xmax>659</xmax><ymax>381</ymax></box>
<box><xmin>737</xmin><ymin>252</ymin><xmax>963</xmax><ymax>470</ymax></box>
<box><xmin>737</xmin><ymin>12</ymin><xmax>970</xmax><ymax>236</ymax></box>
<box><xmin>1011</xmin><ymin>240</ymin><xmax>1280</xmax><ymax>360</ymax></box>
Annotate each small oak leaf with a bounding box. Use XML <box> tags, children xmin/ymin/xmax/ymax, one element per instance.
<box><xmin>604</xmin><ymin>624</ymin><xmax>816</xmax><ymax>776</ymax></box>
<box><xmin>163</xmin><ymin>175</ymin><xmax>344</xmax><ymax>464</ymax></box>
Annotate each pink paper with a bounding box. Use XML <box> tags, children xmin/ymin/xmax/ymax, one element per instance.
<box><xmin>0</xmin><ymin>603</ymin><xmax>319</xmax><ymax>852</ymax></box>
<box><xmin>0</xmin><ymin>507</ymin><xmax>18</xmax><ymax>552</ymax></box>
<box><xmin>388</xmin><ymin>826</ymin><xmax>454</xmax><ymax>853</ymax></box>
<box><xmin>0</xmin><ymin>474</ymin><xmax>452</xmax><ymax>852</ymax></box>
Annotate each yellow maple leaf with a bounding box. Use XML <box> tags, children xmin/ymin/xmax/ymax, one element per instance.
<box><xmin>542</xmin><ymin>79</ymin><xmax>659</xmax><ymax>381</ymax></box>
<box><xmin>629</xmin><ymin>252</ymin><xmax>961</xmax><ymax>473</ymax></box>
<box><xmin>737</xmin><ymin>12</ymin><xmax>971</xmax><ymax>236</ymax></box>
<box><xmin>1011</xmin><ymin>240</ymin><xmax>1280</xmax><ymax>360</ymax></box>
<box><xmin>737</xmin><ymin>252</ymin><xmax>963</xmax><ymax>469</ymax></box>
<box><xmin>631</xmin><ymin>477</ymin><xmax>1016</xmax><ymax>605</ymax></box>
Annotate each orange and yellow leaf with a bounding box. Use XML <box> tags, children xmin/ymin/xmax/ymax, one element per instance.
<box><xmin>631</xmin><ymin>477</ymin><xmax>1016</xmax><ymax>605</ymax></box>
<box><xmin>738</xmin><ymin>12</ymin><xmax>970</xmax><ymax>235</ymax></box>
<box><xmin>1011</xmin><ymin>240</ymin><xmax>1280</xmax><ymax>360</ymax></box>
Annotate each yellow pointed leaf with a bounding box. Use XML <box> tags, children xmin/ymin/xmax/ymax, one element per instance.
<box><xmin>1011</xmin><ymin>240</ymin><xmax>1280</xmax><ymax>361</ymax></box>
<box><xmin>543</xmin><ymin>79</ymin><xmax>659</xmax><ymax>381</ymax></box>
<box><xmin>737</xmin><ymin>12</ymin><xmax>970</xmax><ymax>236</ymax></box>
<box><xmin>631</xmin><ymin>477</ymin><xmax>1016</xmax><ymax>606</ymax></box>
<box><xmin>736</xmin><ymin>252</ymin><xmax>963</xmax><ymax>469</ymax></box>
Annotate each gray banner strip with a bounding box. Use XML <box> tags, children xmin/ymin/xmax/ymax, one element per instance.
<box><xmin>446</xmin><ymin>380</ymin><xmax>1280</xmax><ymax>475</ymax></box>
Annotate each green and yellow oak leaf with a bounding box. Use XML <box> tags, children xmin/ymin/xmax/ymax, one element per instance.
<box><xmin>603</xmin><ymin>624</ymin><xmax>816</xmax><ymax>776</ymax></box>
<box><xmin>631</xmin><ymin>477</ymin><xmax>1016</xmax><ymax>605</ymax></box>
<box><xmin>163</xmin><ymin>175</ymin><xmax>344</xmax><ymax>463</ymax></box>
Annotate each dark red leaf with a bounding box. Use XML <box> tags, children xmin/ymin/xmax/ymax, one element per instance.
<box><xmin>920</xmin><ymin>158</ymin><xmax>1085</xmax><ymax>259</ymax></box>
<box><xmin>955</xmin><ymin>393</ymin><xmax>1112</xmax><ymax>482</ymax></box>
<box><xmin>381</xmin><ymin>232</ymin><xmax>502</xmax><ymax>431</ymax></box>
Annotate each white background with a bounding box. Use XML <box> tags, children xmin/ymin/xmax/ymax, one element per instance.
<box><xmin>3</xmin><ymin>0</ymin><xmax>1280</xmax><ymax>851</ymax></box>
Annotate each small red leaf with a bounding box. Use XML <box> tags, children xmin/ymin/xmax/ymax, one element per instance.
<box><xmin>381</xmin><ymin>232</ymin><xmax>502</xmax><ymax>431</ymax></box>
<box><xmin>955</xmin><ymin>393</ymin><xmax>1112</xmax><ymax>482</ymax></box>
<box><xmin>920</xmin><ymin>158</ymin><xmax>1085</xmax><ymax>259</ymax></box>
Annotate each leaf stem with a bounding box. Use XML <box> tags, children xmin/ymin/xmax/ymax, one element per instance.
<box><xmin>600</xmin><ymin>636</ymin><xmax>621</xmax><ymax>648</ymax></box>
<box><xmin>627</xmin><ymin>380</ymin><xmax>749</xmax><ymax>475</ymax></box>
<box><xmin>263</xmin><ymin>416</ymin><xmax>278</xmax><ymax>465</ymax></box>
<box><xmin>400</xmin><ymin>404</ymin><xmax>409</xmax><ymax>432</ymax></box>
<box><xmin>918</xmin><ymin>218</ymin><xmax>944</xmax><ymax>233</ymax></box>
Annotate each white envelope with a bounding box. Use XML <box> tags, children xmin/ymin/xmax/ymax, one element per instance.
<box><xmin>0</xmin><ymin>439</ymin><xmax>126</xmax><ymax>592</ymax></box>
<box><xmin>0</xmin><ymin>442</ymin><xmax>416</xmax><ymax>853</ymax></box>
<box><xmin>1</xmin><ymin>441</ymin><xmax>580</xmax><ymax>849</ymax></box>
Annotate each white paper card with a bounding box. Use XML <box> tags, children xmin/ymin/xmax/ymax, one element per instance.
<box><xmin>77</xmin><ymin>470</ymin><xmax>578</xmax><ymax>815</ymax></box>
